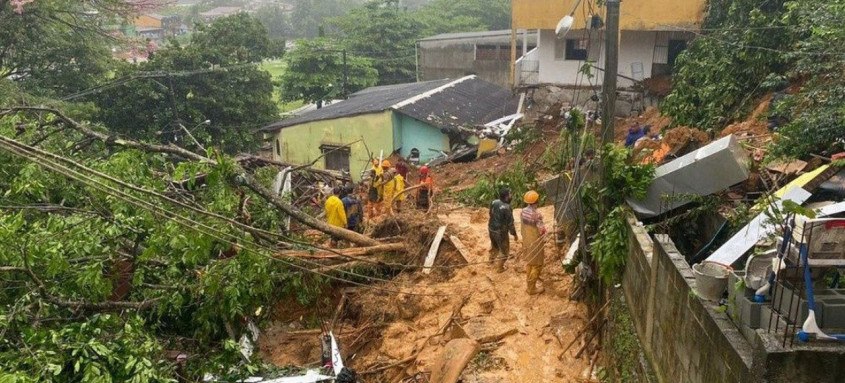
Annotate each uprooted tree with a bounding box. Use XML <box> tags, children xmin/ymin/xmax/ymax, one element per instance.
<box><xmin>0</xmin><ymin>106</ymin><xmax>397</xmax><ymax>382</ymax></box>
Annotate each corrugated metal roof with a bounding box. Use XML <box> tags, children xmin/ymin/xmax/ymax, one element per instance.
<box><xmin>395</xmin><ymin>78</ymin><xmax>519</xmax><ymax>129</ymax></box>
<box><xmin>262</xmin><ymin>77</ymin><xmax>518</xmax><ymax>132</ymax></box>
<box><xmin>418</xmin><ymin>29</ymin><xmax>537</xmax><ymax>43</ymax></box>
<box><xmin>261</xmin><ymin>79</ymin><xmax>452</xmax><ymax>131</ymax></box>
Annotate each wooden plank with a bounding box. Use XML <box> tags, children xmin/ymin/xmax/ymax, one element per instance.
<box><xmin>448</xmin><ymin>235</ymin><xmax>470</xmax><ymax>263</ymax></box>
<box><xmin>429</xmin><ymin>338</ymin><xmax>480</xmax><ymax>383</ymax></box>
<box><xmin>424</xmin><ymin>226</ymin><xmax>448</xmax><ymax>274</ymax></box>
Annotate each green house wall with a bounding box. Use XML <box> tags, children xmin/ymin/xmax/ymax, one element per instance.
<box><xmin>393</xmin><ymin>113</ymin><xmax>451</xmax><ymax>163</ymax></box>
<box><xmin>269</xmin><ymin>110</ymin><xmax>453</xmax><ymax>181</ymax></box>
<box><xmin>271</xmin><ymin>111</ymin><xmax>395</xmax><ymax>181</ymax></box>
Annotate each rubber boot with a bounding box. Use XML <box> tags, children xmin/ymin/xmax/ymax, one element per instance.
<box><xmin>495</xmin><ymin>258</ymin><xmax>506</xmax><ymax>273</ymax></box>
<box><xmin>527</xmin><ymin>265</ymin><xmax>544</xmax><ymax>294</ymax></box>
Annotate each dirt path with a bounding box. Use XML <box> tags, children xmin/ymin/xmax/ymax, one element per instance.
<box><xmin>350</xmin><ymin>205</ymin><xmax>590</xmax><ymax>382</ymax></box>
<box><xmin>259</xmin><ymin>205</ymin><xmax>591</xmax><ymax>382</ymax></box>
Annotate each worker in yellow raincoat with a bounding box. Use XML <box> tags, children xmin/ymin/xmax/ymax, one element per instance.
<box><xmin>521</xmin><ymin>190</ymin><xmax>547</xmax><ymax>295</ymax></box>
<box><xmin>381</xmin><ymin>168</ymin><xmax>405</xmax><ymax>214</ymax></box>
<box><xmin>366</xmin><ymin>160</ymin><xmax>385</xmax><ymax>219</ymax></box>
<box><xmin>324</xmin><ymin>186</ymin><xmax>347</xmax><ymax>247</ymax></box>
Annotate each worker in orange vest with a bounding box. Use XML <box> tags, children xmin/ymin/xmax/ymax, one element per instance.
<box><xmin>416</xmin><ymin>165</ymin><xmax>434</xmax><ymax>211</ymax></box>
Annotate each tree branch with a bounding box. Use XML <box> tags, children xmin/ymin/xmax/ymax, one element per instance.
<box><xmin>2</xmin><ymin>106</ymin><xmax>385</xmax><ymax>247</ymax></box>
<box><xmin>9</xmin><ymin>264</ymin><xmax>161</xmax><ymax>312</ymax></box>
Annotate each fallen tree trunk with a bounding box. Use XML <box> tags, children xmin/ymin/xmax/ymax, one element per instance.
<box><xmin>242</xmin><ymin>175</ymin><xmax>380</xmax><ymax>247</ymax></box>
<box><xmin>3</xmin><ymin>106</ymin><xmax>383</xmax><ymax>248</ymax></box>
<box><xmin>278</xmin><ymin>243</ymin><xmax>405</xmax><ymax>259</ymax></box>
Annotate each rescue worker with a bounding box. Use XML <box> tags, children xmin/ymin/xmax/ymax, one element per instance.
<box><xmin>395</xmin><ymin>157</ymin><xmax>409</xmax><ymax>179</ymax></box>
<box><xmin>366</xmin><ymin>159</ymin><xmax>385</xmax><ymax>219</ymax></box>
<box><xmin>521</xmin><ymin>190</ymin><xmax>547</xmax><ymax>295</ymax></box>
<box><xmin>380</xmin><ymin>167</ymin><xmax>406</xmax><ymax>214</ymax></box>
<box><xmin>488</xmin><ymin>188</ymin><xmax>517</xmax><ymax>273</ymax></box>
<box><xmin>342</xmin><ymin>185</ymin><xmax>364</xmax><ymax>233</ymax></box>
<box><xmin>324</xmin><ymin>186</ymin><xmax>347</xmax><ymax>248</ymax></box>
<box><xmin>416</xmin><ymin>165</ymin><xmax>434</xmax><ymax>211</ymax></box>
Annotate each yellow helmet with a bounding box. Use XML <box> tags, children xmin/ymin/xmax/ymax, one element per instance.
<box><xmin>523</xmin><ymin>190</ymin><xmax>540</xmax><ymax>204</ymax></box>
<box><xmin>381</xmin><ymin>160</ymin><xmax>391</xmax><ymax>168</ymax></box>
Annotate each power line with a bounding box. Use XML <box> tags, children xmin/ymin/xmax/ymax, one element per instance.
<box><xmin>0</xmin><ymin>136</ymin><xmax>471</xmax><ymax>296</ymax></box>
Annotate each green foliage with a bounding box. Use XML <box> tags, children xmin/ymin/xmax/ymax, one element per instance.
<box><xmin>504</xmin><ymin>125</ymin><xmax>542</xmax><ymax>153</ymax></box>
<box><xmin>662</xmin><ymin>0</ymin><xmax>790</xmax><ymax>130</ymax></box>
<box><xmin>768</xmin><ymin>0</ymin><xmax>845</xmax><ymax>158</ymax></box>
<box><xmin>287</xmin><ymin>0</ymin><xmax>361</xmax><ymax>39</ymax></box>
<box><xmin>0</xmin><ymin>113</ymin><xmax>319</xmax><ymax>381</ymax></box>
<box><xmin>580</xmin><ymin>146</ymin><xmax>654</xmax><ymax>284</ymax></box>
<box><xmin>416</xmin><ymin>0</ymin><xmax>511</xmax><ymax>35</ymax></box>
<box><xmin>592</xmin><ymin>206</ymin><xmax>630</xmax><ymax>285</ymax></box>
<box><xmin>663</xmin><ymin>0</ymin><xmax>844</xmax><ymax>159</ymax></box>
<box><xmin>457</xmin><ymin>161</ymin><xmax>537</xmax><ymax>207</ymax></box>
<box><xmin>190</xmin><ymin>13</ymin><xmax>286</xmax><ymax>63</ymax></box>
<box><xmin>0</xmin><ymin>0</ymin><xmax>123</xmax><ymax>97</ymax></box>
<box><xmin>278</xmin><ymin>38</ymin><xmax>378</xmax><ymax>104</ymax></box>
<box><xmin>541</xmin><ymin>111</ymin><xmax>594</xmax><ymax>172</ymax></box>
<box><xmin>605</xmin><ymin>292</ymin><xmax>653</xmax><ymax>382</ymax></box>
<box><xmin>93</xmin><ymin>14</ymin><xmax>279</xmax><ymax>154</ymax></box>
<box><xmin>597</xmin><ymin>145</ymin><xmax>654</xmax><ymax>205</ymax></box>
<box><xmin>332</xmin><ymin>0</ymin><xmax>423</xmax><ymax>85</ymax></box>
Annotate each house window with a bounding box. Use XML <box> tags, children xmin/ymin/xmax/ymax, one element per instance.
<box><xmin>653</xmin><ymin>32</ymin><xmax>690</xmax><ymax>76</ymax></box>
<box><xmin>555</xmin><ymin>38</ymin><xmax>590</xmax><ymax>61</ymax></box>
<box><xmin>320</xmin><ymin>144</ymin><xmax>350</xmax><ymax>172</ymax></box>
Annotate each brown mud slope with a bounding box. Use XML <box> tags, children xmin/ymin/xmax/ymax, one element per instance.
<box><xmin>260</xmin><ymin>205</ymin><xmax>591</xmax><ymax>382</ymax></box>
<box><xmin>352</xmin><ymin>205</ymin><xmax>589</xmax><ymax>382</ymax></box>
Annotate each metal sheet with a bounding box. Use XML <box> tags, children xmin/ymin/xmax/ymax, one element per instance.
<box><xmin>627</xmin><ymin>135</ymin><xmax>750</xmax><ymax>218</ymax></box>
<box><xmin>705</xmin><ymin>187</ymin><xmax>812</xmax><ymax>266</ymax></box>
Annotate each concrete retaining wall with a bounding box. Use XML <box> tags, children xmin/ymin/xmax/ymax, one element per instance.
<box><xmin>622</xmin><ymin>219</ymin><xmax>754</xmax><ymax>383</ymax></box>
<box><xmin>621</xmin><ymin>218</ymin><xmax>845</xmax><ymax>382</ymax></box>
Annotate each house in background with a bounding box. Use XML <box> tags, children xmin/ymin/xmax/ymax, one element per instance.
<box><xmin>261</xmin><ymin>76</ymin><xmax>518</xmax><ymax>180</ymax></box>
<box><xmin>133</xmin><ymin>13</ymin><xmax>184</xmax><ymax>40</ymax></box>
<box><xmin>417</xmin><ymin>30</ymin><xmax>537</xmax><ymax>88</ymax></box>
<box><xmin>511</xmin><ymin>0</ymin><xmax>705</xmax><ymax>89</ymax></box>
<box><xmin>199</xmin><ymin>7</ymin><xmax>243</xmax><ymax>23</ymax></box>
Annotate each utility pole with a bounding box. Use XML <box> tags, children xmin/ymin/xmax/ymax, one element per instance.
<box><xmin>601</xmin><ymin>0</ymin><xmax>620</xmax><ymax>147</ymax></box>
<box><xmin>597</xmin><ymin>0</ymin><xmax>620</xmax><ymax>221</ymax></box>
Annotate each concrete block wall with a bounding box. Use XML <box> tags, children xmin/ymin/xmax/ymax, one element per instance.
<box><xmin>621</xmin><ymin>218</ymin><xmax>845</xmax><ymax>382</ymax></box>
<box><xmin>621</xmin><ymin>221</ymin><xmax>755</xmax><ymax>383</ymax></box>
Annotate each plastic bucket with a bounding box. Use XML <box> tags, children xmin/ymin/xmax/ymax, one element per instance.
<box><xmin>693</xmin><ymin>262</ymin><xmax>731</xmax><ymax>301</ymax></box>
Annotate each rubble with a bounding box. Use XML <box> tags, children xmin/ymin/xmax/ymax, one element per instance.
<box><xmin>627</xmin><ymin>135</ymin><xmax>751</xmax><ymax>218</ymax></box>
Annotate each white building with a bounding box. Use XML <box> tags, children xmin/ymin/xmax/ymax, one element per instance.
<box><xmin>512</xmin><ymin>0</ymin><xmax>705</xmax><ymax>89</ymax></box>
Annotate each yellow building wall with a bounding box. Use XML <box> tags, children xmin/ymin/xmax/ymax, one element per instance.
<box><xmin>271</xmin><ymin>111</ymin><xmax>395</xmax><ymax>181</ymax></box>
<box><xmin>512</xmin><ymin>0</ymin><xmax>705</xmax><ymax>30</ymax></box>
<box><xmin>134</xmin><ymin>15</ymin><xmax>162</xmax><ymax>28</ymax></box>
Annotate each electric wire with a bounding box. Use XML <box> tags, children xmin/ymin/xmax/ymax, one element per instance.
<box><xmin>0</xmin><ymin>137</ymin><xmax>460</xmax><ymax>297</ymax></box>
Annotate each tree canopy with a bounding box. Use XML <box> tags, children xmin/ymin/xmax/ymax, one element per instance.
<box><xmin>0</xmin><ymin>0</ymin><xmax>132</xmax><ymax>97</ymax></box>
<box><xmin>279</xmin><ymin>38</ymin><xmax>378</xmax><ymax>105</ymax></box>
<box><xmin>92</xmin><ymin>14</ymin><xmax>281</xmax><ymax>154</ymax></box>
<box><xmin>332</xmin><ymin>0</ymin><xmax>422</xmax><ymax>85</ymax></box>
<box><xmin>662</xmin><ymin>0</ymin><xmax>845</xmax><ymax>159</ymax></box>
<box><xmin>0</xmin><ymin>105</ymin><xmax>328</xmax><ymax>382</ymax></box>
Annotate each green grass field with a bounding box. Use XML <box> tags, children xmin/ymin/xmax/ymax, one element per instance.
<box><xmin>261</xmin><ymin>59</ymin><xmax>305</xmax><ymax>114</ymax></box>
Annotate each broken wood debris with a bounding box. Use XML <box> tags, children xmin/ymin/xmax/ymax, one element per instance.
<box><xmin>447</xmin><ymin>235</ymin><xmax>470</xmax><ymax>263</ymax></box>
<box><xmin>424</xmin><ymin>225</ymin><xmax>448</xmax><ymax>274</ymax></box>
<box><xmin>428</xmin><ymin>338</ymin><xmax>481</xmax><ymax>383</ymax></box>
